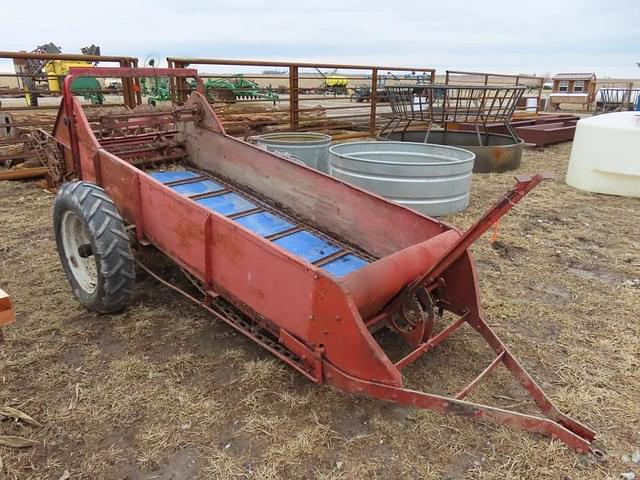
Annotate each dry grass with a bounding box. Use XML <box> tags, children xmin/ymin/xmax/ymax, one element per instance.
<box><xmin>0</xmin><ymin>142</ymin><xmax>639</xmax><ymax>479</ymax></box>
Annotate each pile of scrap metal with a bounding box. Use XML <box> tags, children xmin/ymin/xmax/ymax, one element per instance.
<box><xmin>214</xmin><ymin>103</ymin><xmax>326</xmax><ymax>136</ymax></box>
<box><xmin>0</xmin><ymin>111</ymin><xmax>52</xmax><ymax>180</ymax></box>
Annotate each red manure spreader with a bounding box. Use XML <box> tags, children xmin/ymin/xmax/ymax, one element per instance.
<box><xmin>47</xmin><ymin>68</ymin><xmax>598</xmax><ymax>454</ymax></box>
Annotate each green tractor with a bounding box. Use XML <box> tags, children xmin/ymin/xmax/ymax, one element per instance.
<box><xmin>202</xmin><ymin>75</ymin><xmax>279</xmax><ymax>104</ymax></box>
<box><xmin>72</xmin><ymin>76</ymin><xmax>105</xmax><ymax>105</ymax></box>
<box><xmin>140</xmin><ymin>57</ymin><xmax>172</xmax><ymax>106</ymax></box>
<box><xmin>141</xmin><ymin>76</ymin><xmax>171</xmax><ymax>106</ymax></box>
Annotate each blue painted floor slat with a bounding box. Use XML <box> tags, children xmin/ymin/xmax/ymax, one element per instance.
<box><xmin>196</xmin><ymin>192</ymin><xmax>256</xmax><ymax>216</ymax></box>
<box><xmin>150</xmin><ymin>170</ymin><xmax>199</xmax><ymax>183</ymax></box>
<box><xmin>171</xmin><ymin>179</ymin><xmax>225</xmax><ymax>196</ymax></box>
<box><xmin>322</xmin><ymin>254</ymin><xmax>369</xmax><ymax>277</ymax></box>
<box><xmin>235</xmin><ymin>212</ymin><xmax>294</xmax><ymax>237</ymax></box>
<box><xmin>151</xmin><ymin>169</ymin><xmax>369</xmax><ymax>277</ymax></box>
<box><xmin>273</xmin><ymin>230</ymin><xmax>341</xmax><ymax>263</ymax></box>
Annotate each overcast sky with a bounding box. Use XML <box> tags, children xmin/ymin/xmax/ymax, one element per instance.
<box><xmin>1</xmin><ymin>0</ymin><xmax>638</xmax><ymax>77</ymax></box>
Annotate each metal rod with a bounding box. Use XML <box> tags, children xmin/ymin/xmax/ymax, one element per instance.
<box><xmin>0</xmin><ymin>166</ymin><xmax>48</xmax><ymax>180</ymax></box>
<box><xmin>454</xmin><ymin>351</ymin><xmax>505</xmax><ymax>399</ymax></box>
<box><xmin>0</xmin><ymin>51</ymin><xmax>136</xmax><ymax>62</ymax></box>
<box><xmin>167</xmin><ymin>57</ymin><xmax>436</xmax><ymax>73</ymax></box>
<box><xmin>394</xmin><ymin>313</ymin><xmax>468</xmax><ymax>370</ymax></box>
<box><xmin>135</xmin><ymin>259</ymin><xmax>318</xmax><ymax>383</ymax></box>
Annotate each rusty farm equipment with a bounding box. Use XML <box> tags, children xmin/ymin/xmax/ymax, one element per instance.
<box><xmin>45</xmin><ymin>67</ymin><xmax>599</xmax><ymax>455</ymax></box>
<box><xmin>0</xmin><ymin>289</ymin><xmax>15</xmax><ymax>343</ymax></box>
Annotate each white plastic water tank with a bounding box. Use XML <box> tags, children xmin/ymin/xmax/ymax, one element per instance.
<box><xmin>566</xmin><ymin>112</ymin><xmax>640</xmax><ymax>197</ymax></box>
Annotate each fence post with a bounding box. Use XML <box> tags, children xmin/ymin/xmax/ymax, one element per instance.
<box><xmin>289</xmin><ymin>65</ymin><xmax>299</xmax><ymax>130</ymax></box>
<box><xmin>132</xmin><ymin>58</ymin><xmax>142</xmax><ymax>106</ymax></box>
<box><xmin>120</xmin><ymin>59</ymin><xmax>135</xmax><ymax>108</ymax></box>
<box><xmin>369</xmin><ymin>68</ymin><xmax>378</xmax><ymax>135</ymax></box>
<box><xmin>170</xmin><ymin>60</ymin><xmax>188</xmax><ymax>105</ymax></box>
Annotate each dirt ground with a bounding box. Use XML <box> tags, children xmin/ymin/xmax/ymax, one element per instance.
<box><xmin>0</xmin><ymin>141</ymin><xmax>639</xmax><ymax>479</ymax></box>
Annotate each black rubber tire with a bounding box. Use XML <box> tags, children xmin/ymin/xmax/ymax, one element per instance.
<box><xmin>53</xmin><ymin>181</ymin><xmax>135</xmax><ymax>313</ymax></box>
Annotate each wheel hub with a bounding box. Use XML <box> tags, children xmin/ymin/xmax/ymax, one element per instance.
<box><xmin>60</xmin><ymin>211</ymin><xmax>97</xmax><ymax>294</ymax></box>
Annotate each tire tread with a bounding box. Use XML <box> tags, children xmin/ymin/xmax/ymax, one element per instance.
<box><xmin>53</xmin><ymin>181</ymin><xmax>135</xmax><ymax>313</ymax></box>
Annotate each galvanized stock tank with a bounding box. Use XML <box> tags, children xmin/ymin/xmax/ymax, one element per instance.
<box><xmin>255</xmin><ymin>132</ymin><xmax>332</xmax><ymax>173</ymax></box>
<box><xmin>329</xmin><ymin>141</ymin><xmax>475</xmax><ymax>216</ymax></box>
<box><xmin>378</xmin><ymin>130</ymin><xmax>523</xmax><ymax>173</ymax></box>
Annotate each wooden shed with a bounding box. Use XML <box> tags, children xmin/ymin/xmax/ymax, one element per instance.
<box><xmin>549</xmin><ymin>73</ymin><xmax>597</xmax><ymax>111</ymax></box>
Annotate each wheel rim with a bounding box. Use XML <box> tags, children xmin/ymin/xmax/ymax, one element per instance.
<box><xmin>60</xmin><ymin>210</ymin><xmax>98</xmax><ymax>294</ymax></box>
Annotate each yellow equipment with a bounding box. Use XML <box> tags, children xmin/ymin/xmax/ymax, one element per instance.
<box><xmin>14</xmin><ymin>43</ymin><xmax>103</xmax><ymax>106</ymax></box>
<box><xmin>325</xmin><ymin>75</ymin><xmax>348</xmax><ymax>88</ymax></box>
<box><xmin>44</xmin><ymin>60</ymin><xmax>93</xmax><ymax>92</ymax></box>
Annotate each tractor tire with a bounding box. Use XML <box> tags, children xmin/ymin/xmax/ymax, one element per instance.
<box><xmin>53</xmin><ymin>181</ymin><xmax>135</xmax><ymax>313</ymax></box>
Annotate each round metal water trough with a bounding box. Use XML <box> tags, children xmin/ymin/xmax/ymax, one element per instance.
<box><xmin>329</xmin><ymin>141</ymin><xmax>475</xmax><ymax>216</ymax></box>
<box><xmin>255</xmin><ymin>132</ymin><xmax>332</xmax><ymax>173</ymax></box>
<box><xmin>378</xmin><ymin>130</ymin><xmax>523</xmax><ymax>173</ymax></box>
